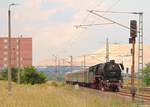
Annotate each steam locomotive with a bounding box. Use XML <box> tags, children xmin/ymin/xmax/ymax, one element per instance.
<box><xmin>65</xmin><ymin>60</ymin><xmax>124</xmax><ymax>92</ymax></box>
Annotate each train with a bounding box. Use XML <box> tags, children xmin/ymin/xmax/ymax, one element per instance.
<box><xmin>65</xmin><ymin>60</ymin><xmax>124</xmax><ymax>92</ymax></box>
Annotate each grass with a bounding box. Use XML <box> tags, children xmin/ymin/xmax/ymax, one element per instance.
<box><xmin>0</xmin><ymin>81</ymin><xmax>137</xmax><ymax>107</ymax></box>
<box><xmin>123</xmin><ymin>79</ymin><xmax>150</xmax><ymax>96</ymax></box>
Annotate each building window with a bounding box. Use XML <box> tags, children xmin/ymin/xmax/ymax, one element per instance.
<box><xmin>16</xmin><ymin>39</ymin><xmax>19</xmax><ymax>43</ymax></box>
<box><xmin>16</xmin><ymin>45</ymin><xmax>19</xmax><ymax>49</ymax></box>
<box><xmin>3</xmin><ymin>39</ymin><xmax>8</xmax><ymax>43</ymax></box>
<box><xmin>3</xmin><ymin>57</ymin><xmax>8</xmax><ymax>61</ymax></box>
<box><xmin>4</xmin><ymin>51</ymin><xmax>8</xmax><ymax>55</ymax></box>
<box><xmin>16</xmin><ymin>51</ymin><xmax>19</xmax><ymax>55</ymax></box>
<box><xmin>16</xmin><ymin>57</ymin><xmax>19</xmax><ymax>61</ymax></box>
<box><xmin>4</xmin><ymin>45</ymin><xmax>8</xmax><ymax>49</ymax></box>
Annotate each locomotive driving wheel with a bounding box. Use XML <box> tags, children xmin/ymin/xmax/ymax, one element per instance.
<box><xmin>99</xmin><ymin>81</ymin><xmax>105</xmax><ymax>91</ymax></box>
<box><xmin>112</xmin><ymin>86</ymin><xmax>119</xmax><ymax>92</ymax></box>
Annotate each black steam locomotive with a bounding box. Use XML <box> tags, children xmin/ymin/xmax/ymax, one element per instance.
<box><xmin>65</xmin><ymin>60</ymin><xmax>124</xmax><ymax>92</ymax></box>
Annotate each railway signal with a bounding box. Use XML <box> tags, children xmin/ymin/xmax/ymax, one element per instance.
<box><xmin>130</xmin><ymin>20</ymin><xmax>137</xmax><ymax>38</ymax></box>
<box><xmin>129</xmin><ymin>20</ymin><xmax>137</xmax><ymax>102</ymax></box>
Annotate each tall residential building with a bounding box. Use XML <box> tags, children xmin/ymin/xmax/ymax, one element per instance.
<box><xmin>0</xmin><ymin>37</ymin><xmax>32</xmax><ymax>68</ymax></box>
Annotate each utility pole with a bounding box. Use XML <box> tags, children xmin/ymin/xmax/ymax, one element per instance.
<box><xmin>83</xmin><ymin>55</ymin><xmax>86</xmax><ymax>70</ymax></box>
<box><xmin>62</xmin><ymin>59</ymin><xmax>65</xmax><ymax>67</ymax></box>
<box><xmin>106</xmin><ymin>37</ymin><xmax>109</xmax><ymax>62</ymax></box>
<box><xmin>57</xmin><ymin>58</ymin><xmax>60</xmax><ymax>81</ymax></box>
<box><xmin>70</xmin><ymin>56</ymin><xmax>73</xmax><ymax>72</ymax></box>
<box><xmin>54</xmin><ymin>56</ymin><xmax>58</xmax><ymax>80</ymax></box>
<box><xmin>62</xmin><ymin>59</ymin><xmax>65</xmax><ymax>68</ymax></box>
<box><xmin>8</xmin><ymin>7</ymin><xmax>12</xmax><ymax>94</ymax></box>
<box><xmin>13</xmin><ymin>48</ymin><xmax>16</xmax><ymax>67</ymax></box>
<box><xmin>80</xmin><ymin>55</ymin><xmax>86</xmax><ymax>84</ymax></box>
<box><xmin>8</xmin><ymin>3</ymin><xmax>19</xmax><ymax>95</ymax></box>
<box><xmin>17</xmin><ymin>35</ymin><xmax>22</xmax><ymax>84</ymax></box>
<box><xmin>83</xmin><ymin>55</ymin><xmax>87</xmax><ymax>83</ymax></box>
<box><xmin>131</xmin><ymin>37</ymin><xmax>136</xmax><ymax>101</ymax></box>
<box><xmin>62</xmin><ymin>59</ymin><xmax>65</xmax><ymax>73</ymax></box>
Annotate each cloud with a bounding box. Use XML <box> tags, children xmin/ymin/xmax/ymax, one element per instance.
<box><xmin>0</xmin><ymin>0</ymin><xmax>112</xmax><ymax>65</ymax></box>
<box><xmin>29</xmin><ymin>0</ymin><xmax>109</xmax><ymax>64</ymax></box>
<box><xmin>13</xmin><ymin>0</ymin><xmax>66</xmax><ymax>22</ymax></box>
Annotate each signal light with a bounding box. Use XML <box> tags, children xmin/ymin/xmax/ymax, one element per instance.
<box><xmin>129</xmin><ymin>38</ymin><xmax>136</xmax><ymax>44</ymax></box>
<box><xmin>130</xmin><ymin>20</ymin><xmax>137</xmax><ymax>38</ymax></box>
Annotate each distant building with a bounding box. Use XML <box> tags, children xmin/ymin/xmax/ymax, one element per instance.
<box><xmin>0</xmin><ymin>37</ymin><xmax>32</xmax><ymax>68</ymax></box>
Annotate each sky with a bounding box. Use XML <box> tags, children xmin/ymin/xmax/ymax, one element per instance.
<box><xmin>0</xmin><ymin>0</ymin><xmax>149</xmax><ymax>65</ymax></box>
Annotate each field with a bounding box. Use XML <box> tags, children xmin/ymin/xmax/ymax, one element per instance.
<box><xmin>0</xmin><ymin>81</ymin><xmax>137</xmax><ymax>107</ymax></box>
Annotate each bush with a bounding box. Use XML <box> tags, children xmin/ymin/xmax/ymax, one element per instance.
<box><xmin>0</xmin><ymin>67</ymin><xmax>19</xmax><ymax>82</ymax></box>
<box><xmin>0</xmin><ymin>66</ymin><xmax>47</xmax><ymax>85</ymax></box>
<box><xmin>143</xmin><ymin>63</ymin><xmax>150</xmax><ymax>86</ymax></box>
<box><xmin>21</xmin><ymin>66</ymin><xmax>47</xmax><ymax>85</ymax></box>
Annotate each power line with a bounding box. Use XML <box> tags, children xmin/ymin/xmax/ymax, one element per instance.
<box><xmin>92</xmin><ymin>0</ymin><xmax>121</xmax><ymax>24</ymax></box>
<box><xmin>71</xmin><ymin>0</ymin><xmax>122</xmax><ymax>55</ymax></box>
<box><xmin>74</xmin><ymin>22</ymin><xmax>114</xmax><ymax>29</ymax></box>
<box><xmin>75</xmin><ymin>0</ymin><xmax>122</xmax><ymax>29</ymax></box>
<box><xmin>81</xmin><ymin>0</ymin><xmax>107</xmax><ymax>24</ymax></box>
<box><xmin>90</xmin><ymin>55</ymin><xmax>104</xmax><ymax>62</ymax></box>
<box><xmin>88</xmin><ymin>10</ymin><xmax>130</xmax><ymax>30</ymax></box>
<box><xmin>91</xmin><ymin>10</ymin><xmax>142</xmax><ymax>14</ymax></box>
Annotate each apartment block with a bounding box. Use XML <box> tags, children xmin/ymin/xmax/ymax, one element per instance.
<box><xmin>0</xmin><ymin>37</ymin><xmax>32</xmax><ymax>68</ymax></box>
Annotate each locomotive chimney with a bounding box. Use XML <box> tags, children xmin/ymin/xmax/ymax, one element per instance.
<box><xmin>110</xmin><ymin>60</ymin><xmax>115</xmax><ymax>63</ymax></box>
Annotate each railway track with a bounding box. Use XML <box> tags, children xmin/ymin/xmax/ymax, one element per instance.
<box><xmin>75</xmin><ymin>85</ymin><xmax>150</xmax><ymax>106</ymax></box>
<box><xmin>123</xmin><ymin>86</ymin><xmax>150</xmax><ymax>92</ymax></box>
<box><xmin>117</xmin><ymin>91</ymin><xmax>150</xmax><ymax>103</ymax></box>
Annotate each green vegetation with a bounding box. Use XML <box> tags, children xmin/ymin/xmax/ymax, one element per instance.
<box><xmin>143</xmin><ymin>63</ymin><xmax>150</xmax><ymax>86</ymax></box>
<box><xmin>21</xmin><ymin>67</ymin><xmax>47</xmax><ymax>84</ymax></box>
<box><xmin>0</xmin><ymin>81</ymin><xmax>136</xmax><ymax>107</ymax></box>
<box><xmin>0</xmin><ymin>66</ymin><xmax>46</xmax><ymax>85</ymax></box>
<box><xmin>0</xmin><ymin>67</ymin><xmax>19</xmax><ymax>82</ymax></box>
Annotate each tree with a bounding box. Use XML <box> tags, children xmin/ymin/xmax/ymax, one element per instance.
<box><xmin>143</xmin><ymin>63</ymin><xmax>150</xmax><ymax>86</ymax></box>
<box><xmin>21</xmin><ymin>66</ymin><xmax>47</xmax><ymax>85</ymax></box>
